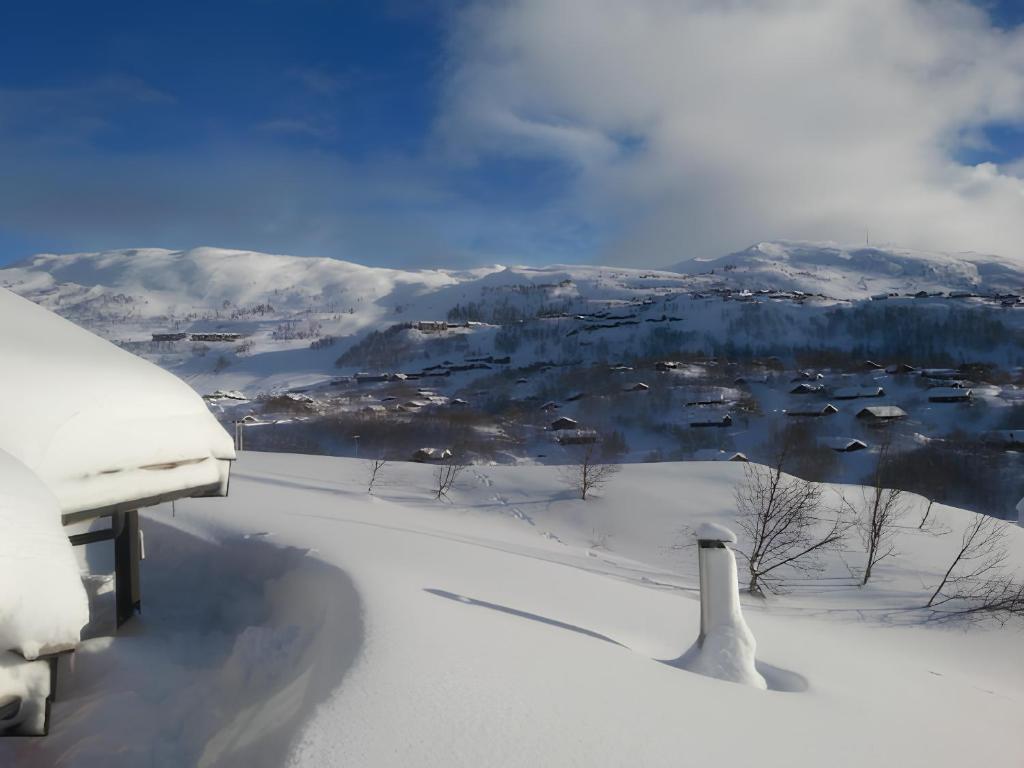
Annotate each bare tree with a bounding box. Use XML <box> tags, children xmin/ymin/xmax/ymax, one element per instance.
<box><xmin>366</xmin><ymin>455</ymin><xmax>389</xmax><ymax>494</ymax></box>
<box><xmin>559</xmin><ymin>444</ymin><xmax>620</xmax><ymax>500</ymax></box>
<box><xmin>434</xmin><ymin>457</ymin><xmax>467</xmax><ymax>501</ymax></box>
<box><xmin>927</xmin><ymin>515</ymin><xmax>1023</xmax><ymax>621</ymax></box>
<box><xmin>854</xmin><ymin>441</ymin><xmax>905</xmax><ymax>585</ymax></box>
<box><xmin>918</xmin><ymin>498</ymin><xmax>935</xmax><ymax>529</ymax></box>
<box><xmin>734</xmin><ymin>451</ymin><xmax>849</xmax><ymax>597</ymax></box>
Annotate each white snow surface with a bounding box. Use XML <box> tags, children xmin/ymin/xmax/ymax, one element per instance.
<box><xmin>6</xmin><ymin>453</ymin><xmax>1022</xmax><ymax>767</ymax></box>
<box><xmin>0</xmin><ymin>651</ymin><xmax>51</xmax><ymax>735</ymax></box>
<box><xmin>0</xmin><ymin>449</ymin><xmax>88</xmax><ymax>659</ymax></box>
<box><xmin>0</xmin><ymin>287</ymin><xmax>235</xmax><ymax>515</ymax></box>
<box><xmin>695</xmin><ymin>521</ymin><xmax>737</xmax><ymax>543</ymax></box>
<box><xmin>671</xmin><ymin>240</ymin><xmax>1024</xmax><ymax>297</ymax></box>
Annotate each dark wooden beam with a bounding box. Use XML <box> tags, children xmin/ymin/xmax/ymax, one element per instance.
<box><xmin>113</xmin><ymin>510</ymin><xmax>141</xmax><ymax>627</ymax></box>
<box><xmin>67</xmin><ymin>528</ymin><xmax>115</xmax><ymax>546</ymax></box>
<box><xmin>61</xmin><ymin>480</ymin><xmax>224</xmax><ymax>526</ymax></box>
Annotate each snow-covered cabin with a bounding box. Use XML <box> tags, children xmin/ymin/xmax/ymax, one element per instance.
<box><xmin>691</xmin><ymin>449</ymin><xmax>749</xmax><ymax>462</ymax></box>
<box><xmin>0</xmin><ymin>288</ymin><xmax>235</xmax><ymax>733</ymax></box>
<box><xmin>928</xmin><ymin>387</ymin><xmax>973</xmax><ymax>403</ymax></box>
<box><xmin>886</xmin><ymin>363</ymin><xmax>917</xmax><ymax>374</ymax></box>
<box><xmin>189</xmin><ymin>332</ymin><xmax>242</xmax><ymax>342</ymax></box>
<box><xmin>556</xmin><ymin>429</ymin><xmax>599</xmax><ymax>445</ymax></box>
<box><xmin>786</xmin><ymin>403</ymin><xmax>839</xmax><ymax>418</ymax></box>
<box><xmin>354</xmin><ymin>372</ymin><xmax>390</xmax><ymax>383</ymax></box>
<box><xmin>690</xmin><ymin>414</ymin><xmax>733</xmax><ymax>429</ymax></box>
<box><xmin>790</xmin><ymin>383</ymin><xmax>824</xmax><ymax>395</ymax></box>
<box><xmin>819</xmin><ymin>437</ymin><xmax>868</xmax><ymax>453</ymax></box>
<box><xmin>856</xmin><ymin>405</ymin><xmax>908</xmax><ymax>424</ymax></box>
<box><xmin>833</xmin><ymin>386</ymin><xmax>885</xmax><ymax>400</ymax></box>
<box><xmin>412</xmin><ymin>447</ymin><xmax>453</xmax><ymax>462</ymax></box>
<box><xmin>550</xmin><ymin>417</ymin><xmax>580</xmax><ymax>431</ymax></box>
<box><xmin>151</xmin><ymin>332</ymin><xmax>187</xmax><ymax>342</ymax></box>
<box><xmin>415</xmin><ymin>320</ymin><xmax>448</xmax><ymax>332</ymax></box>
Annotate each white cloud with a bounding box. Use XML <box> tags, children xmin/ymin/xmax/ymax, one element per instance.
<box><xmin>439</xmin><ymin>0</ymin><xmax>1024</xmax><ymax>264</ymax></box>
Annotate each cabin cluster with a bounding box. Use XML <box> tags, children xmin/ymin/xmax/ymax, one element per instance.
<box><xmin>869</xmin><ymin>290</ymin><xmax>1022</xmax><ymax>308</ymax></box>
<box><xmin>152</xmin><ymin>331</ymin><xmax>243</xmax><ymax>343</ymax></box>
<box><xmin>348</xmin><ymin>354</ymin><xmax>513</xmax><ymax>385</ymax></box>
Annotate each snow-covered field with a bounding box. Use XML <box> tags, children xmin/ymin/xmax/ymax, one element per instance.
<box><xmin>5</xmin><ymin>453</ymin><xmax>1022</xmax><ymax>766</ymax></box>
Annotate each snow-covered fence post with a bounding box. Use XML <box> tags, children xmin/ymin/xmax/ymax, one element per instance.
<box><xmin>688</xmin><ymin>522</ymin><xmax>766</xmax><ymax>688</ymax></box>
<box><xmin>233</xmin><ymin>419</ymin><xmax>245</xmax><ymax>451</ymax></box>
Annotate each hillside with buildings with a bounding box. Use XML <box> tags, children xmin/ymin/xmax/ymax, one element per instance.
<box><xmin>2</xmin><ymin>243</ymin><xmax>1024</xmax><ymax>519</ymax></box>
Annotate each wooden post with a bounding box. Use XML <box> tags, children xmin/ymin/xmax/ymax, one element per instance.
<box><xmin>114</xmin><ymin>510</ymin><xmax>141</xmax><ymax>626</ymax></box>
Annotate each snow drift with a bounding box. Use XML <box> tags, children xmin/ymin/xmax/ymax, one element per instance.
<box><xmin>0</xmin><ymin>449</ymin><xmax>88</xmax><ymax>660</ymax></box>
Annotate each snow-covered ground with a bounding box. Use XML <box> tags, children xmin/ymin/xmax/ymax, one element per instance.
<box><xmin>5</xmin><ymin>453</ymin><xmax>1022</xmax><ymax>766</ymax></box>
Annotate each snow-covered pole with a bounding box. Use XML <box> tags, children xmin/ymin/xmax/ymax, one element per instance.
<box><xmin>688</xmin><ymin>522</ymin><xmax>767</xmax><ymax>688</ymax></box>
<box><xmin>696</xmin><ymin>523</ymin><xmax>737</xmax><ymax>647</ymax></box>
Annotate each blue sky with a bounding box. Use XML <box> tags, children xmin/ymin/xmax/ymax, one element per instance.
<box><xmin>1</xmin><ymin>1</ymin><xmax>1023</xmax><ymax>268</ymax></box>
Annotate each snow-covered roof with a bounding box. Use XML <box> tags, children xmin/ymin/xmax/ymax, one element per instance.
<box><xmin>692</xmin><ymin>449</ymin><xmax>748</xmax><ymax>462</ymax></box>
<box><xmin>0</xmin><ymin>449</ymin><xmax>88</xmax><ymax>659</ymax></box>
<box><xmin>833</xmin><ymin>386</ymin><xmax>885</xmax><ymax>399</ymax></box>
<box><xmin>857</xmin><ymin>405</ymin><xmax>908</xmax><ymax>419</ymax></box>
<box><xmin>0</xmin><ymin>289</ymin><xmax>235</xmax><ymax>517</ymax></box>
<box><xmin>819</xmin><ymin>437</ymin><xmax>868</xmax><ymax>452</ymax></box>
<box><xmin>928</xmin><ymin>387</ymin><xmax>973</xmax><ymax>401</ymax></box>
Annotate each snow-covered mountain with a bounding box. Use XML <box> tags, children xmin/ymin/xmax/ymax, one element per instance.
<box><xmin>670</xmin><ymin>240</ymin><xmax>1024</xmax><ymax>298</ymax></box>
<box><xmin>5</xmin><ymin>242</ymin><xmax>1022</xmax><ymax>334</ymax></box>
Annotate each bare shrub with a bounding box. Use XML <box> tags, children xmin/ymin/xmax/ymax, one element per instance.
<box><xmin>434</xmin><ymin>458</ymin><xmax>467</xmax><ymax>500</ymax></box>
<box><xmin>560</xmin><ymin>444</ymin><xmax>620</xmax><ymax>500</ymax></box>
<box><xmin>927</xmin><ymin>515</ymin><xmax>1024</xmax><ymax>621</ymax></box>
<box><xmin>366</xmin><ymin>456</ymin><xmax>389</xmax><ymax>494</ymax></box>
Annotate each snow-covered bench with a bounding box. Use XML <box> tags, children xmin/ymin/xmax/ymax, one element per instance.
<box><xmin>0</xmin><ymin>288</ymin><xmax>236</xmax><ymax>734</ymax></box>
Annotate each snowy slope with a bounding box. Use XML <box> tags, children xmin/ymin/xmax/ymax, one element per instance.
<box><xmin>5</xmin><ymin>453</ymin><xmax>1022</xmax><ymax>767</ymax></box>
<box><xmin>670</xmin><ymin>240</ymin><xmax>1024</xmax><ymax>298</ymax></box>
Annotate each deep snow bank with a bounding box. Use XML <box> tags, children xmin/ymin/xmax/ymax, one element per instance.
<box><xmin>0</xmin><ymin>448</ymin><xmax>88</xmax><ymax>659</ymax></box>
<box><xmin>0</xmin><ymin>519</ymin><xmax>362</xmax><ymax>767</ymax></box>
